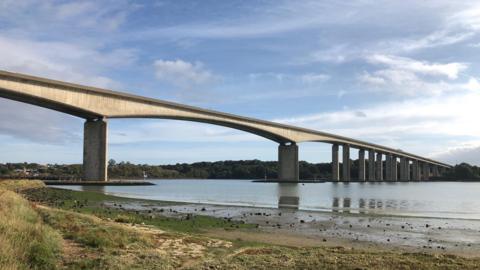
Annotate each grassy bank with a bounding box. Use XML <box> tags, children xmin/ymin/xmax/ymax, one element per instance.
<box><xmin>0</xmin><ymin>180</ymin><xmax>60</xmax><ymax>270</ymax></box>
<box><xmin>2</xmin><ymin>180</ymin><xmax>480</xmax><ymax>269</ymax></box>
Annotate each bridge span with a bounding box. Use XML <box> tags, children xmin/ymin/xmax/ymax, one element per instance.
<box><xmin>0</xmin><ymin>70</ymin><xmax>451</xmax><ymax>181</ymax></box>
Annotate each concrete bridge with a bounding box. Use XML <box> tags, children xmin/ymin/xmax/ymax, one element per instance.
<box><xmin>0</xmin><ymin>70</ymin><xmax>451</xmax><ymax>181</ymax></box>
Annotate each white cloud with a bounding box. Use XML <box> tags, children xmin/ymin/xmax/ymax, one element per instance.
<box><xmin>450</xmin><ymin>4</ymin><xmax>480</xmax><ymax>31</ymax></box>
<box><xmin>300</xmin><ymin>73</ymin><xmax>330</xmax><ymax>84</ymax></box>
<box><xmin>248</xmin><ymin>72</ymin><xmax>330</xmax><ymax>85</ymax></box>
<box><xmin>248</xmin><ymin>72</ymin><xmax>287</xmax><ymax>82</ymax></box>
<box><xmin>153</xmin><ymin>59</ymin><xmax>216</xmax><ymax>88</ymax></box>
<box><xmin>366</xmin><ymin>54</ymin><xmax>467</xmax><ymax>79</ymax></box>
<box><xmin>359</xmin><ymin>54</ymin><xmax>476</xmax><ymax>96</ymax></box>
<box><xmin>381</xmin><ymin>30</ymin><xmax>474</xmax><ymax>53</ymax></box>
<box><xmin>308</xmin><ymin>44</ymin><xmax>352</xmax><ymax>64</ymax></box>
<box><xmin>133</xmin><ymin>1</ymin><xmax>357</xmax><ymax>40</ymax></box>
<box><xmin>464</xmin><ymin>77</ymin><xmax>480</xmax><ymax>91</ymax></box>
<box><xmin>358</xmin><ymin>71</ymin><xmax>387</xmax><ymax>86</ymax></box>
<box><xmin>0</xmin><ymin>0</ymin><xmax>137</xmax><ymax>34</ymax></box>
<box><xmin>358</xmin><ymin>70</ymin><xmax>479</xmax><ymax>96</ymax></box>
<box><xmin>0</xmin><ymin>35</ymin><xmax>137</xmax><ymax>88</ymax></box>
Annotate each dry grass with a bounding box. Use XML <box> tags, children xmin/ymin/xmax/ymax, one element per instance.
<box><xmin>0</xmin><ymin>179</ymin><xmax>45</xmax><ymax>192</ymax></box>
<box><xmin>0</xmin><ymin>186</ymin><xmax>60</xmax><ymax>270</ymax></box>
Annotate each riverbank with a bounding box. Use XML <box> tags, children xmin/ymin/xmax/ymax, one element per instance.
<box><xmin>43</xmin><ymin>180</ymin><xmax>155</xmax><ymax>186</ymax></box>
<box><xmin>2</xmin><ymin>180</ymin><xmax>480</xmax><ymax>269</ymax></box>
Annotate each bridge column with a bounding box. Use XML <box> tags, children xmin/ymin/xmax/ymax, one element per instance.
<box><xmin>412</xmin><ymin>160</ymin><xmax>419</xmax><ymax>181</ymax></box>
<box><xmin>342</xmin><ymin>144</ymin><xmax>351</xmax><ymax>181</ymax></box>
<box><xmin>278</xmin><ymin>143</ymin><xmax>299</xmax><ymax>181</ymax></box>
<box><xmin>422</xmin><ymin>163</ymin><xmax>430</xmax><ymax>180</ymax></box>
<box><xmin>385</xmin><ymin>154</ymin><xmax>391</xmax><ymax>181</ymax></box>
<box><xmin>376</xmin><ymin>153</ymin><xmax>383</xmax><ymax>181</ymax></box>
<box><xmin>432</xmin><ymin>165</ymin><xmax>440</xmax><ymax>178</ymax></box>
<box><xmin>417</xmin><ymin>161</ymin><xmax>422</xmax><ymax>180</ymax></box>
<box><xmin>399</xmin><ymin>157</ymin><xmax>408</xmax><ymax>181</ymax></box>
<box><xmin>83</xmin><ymin>118</ymin><xmax>108</xmax><ymax>181</ymax></box>
<box><xmin>368</xmin><ymin>150</ymin><xmax>375</xmax><ymax>181</ymax></box>
<box><xmin>332</xmin><ymin>144</ymin><xmax>339</xmax><ymax>181</ymax></box>
<box><xmin>406</xmin><ymin>160</ymin><xmax>411</xmax><ymax>181</ymax></box>
<box><xmin>358</xmin><ymin>149</ymin><xmax>366</xmax><ymax>181</ymax></box>
<box><xmin>391</xmin><ymin>156</ymin><xmax>398</xmax><ymax>181</ymax></box>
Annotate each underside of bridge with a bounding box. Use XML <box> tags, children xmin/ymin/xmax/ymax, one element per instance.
<box><xmin>0</xmin><ymin>70</ymin><xmax>452</xmax><ymax>182</ymax></box>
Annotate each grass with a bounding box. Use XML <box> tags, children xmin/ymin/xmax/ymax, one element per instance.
<box><xmin>21</xmin><ymin>186</ymin><xmax>254</xmax><ymax>233</ymax></box>
<box><xmin>2</xmin><ymin>179</ymin><xmax>480</xmax><ymax>269</ymax></box>
<box><xmin>37</xmin><ymin>206</ymin><xmax>176</xmax><ymax>269</ymax></box>
<box><xmin>0</xmin><ymin>181</ymin><xmax>60</xmax><ymax>270</ymax></box>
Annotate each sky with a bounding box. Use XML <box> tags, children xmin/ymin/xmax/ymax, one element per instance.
<box><xmin>0</xmin><ymin>0</ymin><xmax>480</xmax><ymax>165</ymax></box>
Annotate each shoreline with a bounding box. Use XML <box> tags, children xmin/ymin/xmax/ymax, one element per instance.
<box><xmin>44</xmin><ymin>186</ymin><xmax>480</xmax><ymax>256</ymax></box>
<box><xmin>103</xmin><ymin>199</ymin><xmax>480</xmax><ymax>257</ymax></box>
<box><xmin>43</xmin><ymin>180</ymin><xmax>155</xmax><ymax>186</ymax></box>
<box><xmin>5</xmin><ymin>180</ymin><xmax>479</xmax><ymax>269</ymax></box>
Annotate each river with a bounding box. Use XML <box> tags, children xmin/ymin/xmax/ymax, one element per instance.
<box><xmin>51</xmin><ymin>180</ymin><xmax>480</xmax><ymax>220</ymax></box>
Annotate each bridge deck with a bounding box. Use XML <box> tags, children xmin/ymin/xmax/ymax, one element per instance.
<box><xmin>0</xmin><ymin>70</ymin><xmax>451</xmax><ymax>168</ymax></box>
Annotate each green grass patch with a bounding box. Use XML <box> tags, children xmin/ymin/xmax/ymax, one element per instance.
<box><xmin>37</xmin><ymin>207</ymin><xmax>154</xmax><ymax>250</ymax></box>
<box><xmin>22</xmin><ymin>187</ymin><xmax>254</xmax><ymax>233</ymax></box>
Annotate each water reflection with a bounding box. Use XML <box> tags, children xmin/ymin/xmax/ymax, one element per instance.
<box><xmin>327</xmin><ymin>196</ymin><xmax>420</xmax><ymax>214</ymax></box>
<box><xmin>277</xmin><ymin>183</ymin><xmax>299</xmax><ymax>209</ymax></box>
<box><xmin>51</xmin><ymin>180</ymin><xmax>480</xmax><ymax>220</ymax></box>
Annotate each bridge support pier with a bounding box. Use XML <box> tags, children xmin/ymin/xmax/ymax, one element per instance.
<box><xmin>83</xmin><ymin>118</ymin><xmax>108</xmax><ymax>181</ymax></box>
<box><xmin>358</xmin><ymin>149</ymin><xmax>366</xmax><ymax>181</ymax></box>
<box><xmin>278</xmin><ymin>143</ymin><xmax>299</xmax><ymax>181</ymax></box>
<box><xmin>406</xmin><ymin>160</ymin><xmax>411</xmax><ymax>181</ymax></box>
<box><xmin>432</xmin><ymin>165</ymin><xmax>440</xmax><ymax>178</ymax></box>
<box><xmin>332</xmin><ymin>144</ymin><xmax>339</xmax><ymax>181</ymax></box>
<box><xmin>376</xmin><ymin>153</ymin><xmax>383</xmax><ymax>181</ymax></box>
<box><xmin>342</xmin><ymin>144</ymin><xmax>351</xmax><ymax>181</ymax></box>
<box><xmin>400</xmin><ymin>157</ymin><xmax>408</xmax><ymax>181</ymax></box>
<box><xmin>391</xmin><ymin>156</ymin><xmax>398</xmax><ymax>181</ymax></box>
<box><xmin>422</xmin><ymin>163</ymin><xmax>430</xmax><ymax>180</ymax></box>
<box><xmin>412</xmin><ymin>160</ymin><xmax>420</xmax><ymax>181</ymax></box>
<box><xmin>385</xmin><ymin>154</ymin><xmax>391</xmax><ymax>181</ymax></box>
<box><xmin>368</xmin><ymin>150</ymin><xmax>375</xmax><ymax>181</ymax></box>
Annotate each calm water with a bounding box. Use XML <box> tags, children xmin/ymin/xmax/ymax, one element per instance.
<box><xmin>52</xmin><ymin>180</ymin><xmax>480</xmax><ymax>220</ymax></box>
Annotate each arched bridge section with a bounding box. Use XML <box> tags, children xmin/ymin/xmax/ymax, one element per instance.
<box><xmin>0</xmin><ymin>70</ymin><xmax>451</xmax><ymax>181</ymax></box>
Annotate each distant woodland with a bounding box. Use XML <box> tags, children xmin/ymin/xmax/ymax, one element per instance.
<box><xmin>0</xmin><ymin>160</ymin><xmax>478</xmax><ymax>180</ymax></box>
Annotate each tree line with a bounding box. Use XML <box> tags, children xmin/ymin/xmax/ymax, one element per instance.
<box><xmin>0</xmin><ymin>160</ymin><xmax>478</xmax><ymax>180</ymax></box>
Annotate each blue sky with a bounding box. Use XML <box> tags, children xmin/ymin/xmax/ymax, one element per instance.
<box><xmin>0</xmin><ymin>0</ymin><xmax>480</xmax><ymax>165</ymax></box>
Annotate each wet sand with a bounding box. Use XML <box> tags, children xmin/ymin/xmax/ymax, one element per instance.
<box><xmin>104</xmin><ymin>200</ymin><xmax>480</xmax><ymax>257</ymax></box>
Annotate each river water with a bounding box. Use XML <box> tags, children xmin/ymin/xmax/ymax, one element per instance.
<box><xmin>52</xmin><ymin>180</ymin><xmax>480</xmax><ymax>220</ymax></box>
